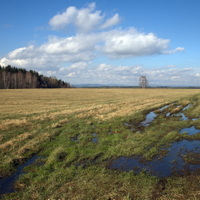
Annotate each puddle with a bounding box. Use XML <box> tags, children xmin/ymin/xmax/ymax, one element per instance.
<box><xmin>109</xmin><ymin>140</ymin><xmax>200</xmax><ymax>177</ymax></box>
<box><xmin>140</xmin><ymin>111</ymin><xmax>157</xmax><ymax>127</ymax></box>
<box><xmin>182</xmin><ymin>104</ymin><xmax>192</xmax><ymax>111</ymax></box>
<box><xmin>118</xmin><ymin>103</ymin><xmax>200</xmax><ymax>177</ymax></box>
<box><xmin>173</xmin><ymin>104</ymin><xmax>192</xmax><ymax>120</ymax></box>
<box><xmin>125</xmin><ymin>105</ymin><xmax>170</xmax><ymax>129</ymax></box>
<box><xmin>174</xmin><ymin>113</ymin><xmax>188</xmax><ymax>120</ymax></box>
<box><xmin>0</xmin><ymin>155</ymin><xmax>40</xmax><ymax>195</ymax></box>
<box><xmin>91</xmin><ymin>133</ymin><xmax>98</xmax><ymax>143</ymax></box>
<box><xmin>127</xmin><ymin>104</ymin><xmax>193</xmax><ymax>129</ymax></box>
<box><xmin>179</xmin><ymin>126</ymin><xmax>200</xmax><ymax>135</ymax></box>
<box><xmin>165</xmin><ymin>104</ymin><xmax>193</xmax><ymax>120</ymax></box>
<box><xmin>159</xmin><ymin>105</ymin><xmax>170</xmax><ymax>112</ymax></box>
<box><xmin>192</xmin><ymin>118</ymin><xmax>198</xmax><ymax>121</ymax></box>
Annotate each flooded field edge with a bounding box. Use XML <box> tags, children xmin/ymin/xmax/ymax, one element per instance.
<box><xmin>109</xmin><ymin>140</ymin><xmax>200</xmax><ymax>178</ymax></box>
<box><xmin>118</xmin><ymin>102</ymin><xmax>200</xmax><ymax>177</ymax></box>
<box><xmin>0</xmin><ymin>155</ymin><xmax>43</xmax><ymax>196</ymax></box>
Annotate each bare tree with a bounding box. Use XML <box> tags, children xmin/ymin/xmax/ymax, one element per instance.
<box><xmin>139</xmin><ymin>76</ymin><xmax>149</xmax><ymax>88</ymax></box>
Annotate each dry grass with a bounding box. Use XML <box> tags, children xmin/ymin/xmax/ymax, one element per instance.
<box><xmin>1</xmin><ymin>88</ymin><xmax>199</xmax><ymax>120</ymax></box>
<box><xmin>0</xmin><ymin>119</ymin><xmax>30</xmax><ymax>131</ymax></box>
<box><xmin>0</xmin><ymin>132</ymin><xmax>32</xmax><ymax>151</ymax></box>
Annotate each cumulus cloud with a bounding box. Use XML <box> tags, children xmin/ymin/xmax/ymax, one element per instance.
<box><xmin>49</xmin><ymin>2</ymin><xmax>120</xmax><ymax>32</ymax></box>
<box><xmin>0</xmin><ymin>35</ymin><xmax>97</xmax><ymax>68</ymax></box>
<box><xmin>39</xmin><ymin>35</ymin><xmax>97</xmax><ymax>54</ymax></box>
<box><xmin>99</xmin><ymin>29</ymin><xmax>170</xmax><ymax>58</ymax></box>
<box><xmin>0</xmin><ymin>28</ymin><xmax>184</xmax><ymax>68</ymax></box>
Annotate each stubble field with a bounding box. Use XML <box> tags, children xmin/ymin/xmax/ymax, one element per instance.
<box><xmin>1</xmin><ymin>88</ymin><xmax>200</xmax><ymax>199</ymax></box>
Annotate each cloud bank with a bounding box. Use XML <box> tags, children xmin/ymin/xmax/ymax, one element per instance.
<box><xmin>61</xmin><ymin>63</ymin><xmax>197</xmax><ymax>86</ymax></box>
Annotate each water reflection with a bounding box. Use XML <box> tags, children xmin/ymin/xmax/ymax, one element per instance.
<box><xmin>109</xmin><ymin>140</ymin><xmax>200</xmax><ymax>177</ymax></box>
<box><xmin>140</xmin><ymin>112</ymin><xmax>157</xmax><ymax>127</ymax></box>
<box><xmin>174</xmin><ymin>113</ymin><xmax>188</xmax><ymax>120</ymax></box>
<box><xmin>159</xmin><ymin>105</ymin><xmax>170</xmax><ymax>112</ymax></box>
<box><xmin>0</xmin><ymin>155</ymin><xmax>40</xmax><ymax>195</ymax></box>
<box><xmin>179</xmin><ymin>126</ymin><xmax>200</xmax><ymax>135</ymax></box>
<box><xmin>182</xmin><ymin>104</ymin><xmax>192</xmax><ymax>111</ymax></box>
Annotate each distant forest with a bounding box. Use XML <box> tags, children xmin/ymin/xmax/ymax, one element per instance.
<box><xmin>0</xmin><ymin>65</ymin><xmax>71</xmax><ymax>89</ymax></box>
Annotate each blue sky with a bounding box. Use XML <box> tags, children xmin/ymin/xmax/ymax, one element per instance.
<box><xmin>1</xmin><ymin>0</ymin><xmax>200</xmax><ymax>86</ymax></box>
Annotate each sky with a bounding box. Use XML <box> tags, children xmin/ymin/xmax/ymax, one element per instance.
<box><xmin>0</xmin><ymin>0</ymin><xmax>200</xmax><ymax>86</ymax></box>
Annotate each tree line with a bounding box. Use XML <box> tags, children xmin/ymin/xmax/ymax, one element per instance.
<box><xmin>0</xmin><ymin>65</ymin><xmax>71</xmax><ymax>89</ymax></box>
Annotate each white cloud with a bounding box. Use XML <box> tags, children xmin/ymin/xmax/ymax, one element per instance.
<box><xmin>46</xmin><ymin>70</ymin><xmax>57</xmax><ymax>76</ymax></box>
<box><xmin>49</xmin><ymin>6</ymin><xmax>78</xmax><ymax>30</ymax></box>
<box><xmin>115</xmin><ymin>66</ymin><xmax>131</xmax><ymax>71</ymax></box>
<box><xmin>97</xmin><ymin>63</ymin><xmax>112</xmax><ymax>71</ymax></box>
<box><xmin>40</xmin><ymin>35</ymin><xmax>97</xmax><ymax>54</ymax></box>
<box><xmin>0</xmin><ymin>35</ymin><xmax>97</xmax><ymax>68</ymax></box>
<box><xmin>7</xmin><ymin>46</ymin><xmax>37</xmax><ymax>59</ymax></box>
<box><xmin>69</xmin><ymin>62</ymin><xmax>88</xmax><ymax>69</ymax></box>
<box><xmin>49</xmin><ymin>2</ymin><xmax>120</xmax><ymax>33</ymax></box>
<box><xmin>131</xmin><ymin>66</ymin><xmax>143</xmax><ymax>74</ymax></box>
<box><xmin>195</xmin><ymin>73</ymin><xmax>200</xmax><ymax>77</ymax></box>
<box><xmin>49</xmin><ymin>2</ymin><xmax>103</xmax><ymax>32</ymax></box>
<box><xmin>0</xmin><ymin>28</ymin><xmax>184</xmax><ymax>69</ymax></box>
<box><xmin>0</xmin><ymin>28</ymin><xmax>184</xmax><ymax>71</ymax></box>
<box><xmin>100</xmin><ymin>29</ymin><xmax>170</xmax><ymax>58</ymax></box>
<box><xmin>164</xmin><ymin>47</ymin><xmax>185</xmax><ymax>54</ymax></box>
<box><xmin>56</xmin><ymin>61</ymin><xmax>200</xmax><ymax>86</ymax></box>
<box><xmin>101</xmin><ymin>13</ymin><xmax>120</xmax><ymax>29</ymax></box>
<box><xmin>67</xmin><ymin>72</ymin><xmax>76</xmax><ymax>77</ymax></box>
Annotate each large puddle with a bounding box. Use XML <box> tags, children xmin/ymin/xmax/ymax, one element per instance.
<box><xmin>159</xmin><ymin>105</ymin><xmax>170</xmax><ymax>112</ymax></box>
<box><xmin>179</xmin><ymin>126</ymin><xmax>200</xmax><ymax>135</ymax></box>
<box><xmin>121</xmin><ymin>103</ymin><xmax>200</xmax><ymax>177</ymax></box>
<box><xmin>138</xmin><ymin>105</ymin><xmax>170</xmax><ymax>127</ymax></box>
<box><xmin>140</xmin><ymin>111</ymin><xmax>157</xmax><ymax>127</ymax></box>
<box><xmin>0</xmin><ymin>155</ymin><xmax>40</xmax><ymax>195</ymax></box>
<box><xmin>109</xmin><ymin>140</ymin><xmax>200</xmax><ymax>177</ymax></box>
<box><xmin>125</xmin><ymin>103</ymin><xmax>197</xmax><ymax>130</ymax></box>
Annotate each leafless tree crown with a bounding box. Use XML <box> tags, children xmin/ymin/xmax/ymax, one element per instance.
<box><xmin>139</xmin><ymin>76</ymin><xmax>148</xmax><ymax>88</ymax></box>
